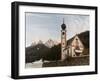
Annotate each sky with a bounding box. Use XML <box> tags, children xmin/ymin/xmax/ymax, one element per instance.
<box><xmin>25</xmin><ymin>12</ymin><xmax>89</xmax><ymax>47</ymax></box>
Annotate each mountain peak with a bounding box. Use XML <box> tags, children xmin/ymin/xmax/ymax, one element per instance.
<box><xmin>45</xmin><ymin>39</ymin><xmax>58</xmax><ymax>48</ymax></box>
<box><xmin>31</xmin><ymin>41</ymin><xmax>36</xmax><ymax>46</ymax></box>
<box><xmin>38</xmin><ymin>40</ymin><xmax>43</xmax><ymax>44</ymax></box>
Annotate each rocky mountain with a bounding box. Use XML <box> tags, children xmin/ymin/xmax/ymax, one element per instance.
<box><xmin>45</xmin><ymin>39</ymin><xmax>58</xmax><ymax>48</ymax></box>
<box><xmin>31</xmin><ymin>39</ymin><xmax>58</xmax><ymax>48</ymax></box>
<box><xmin>38</xmin><ymin>40</ymin><xmax>43</xmax><ymax>44</ymax></box>
<box><xmin>31</xmin><ymin>41</ymin><xmax>36</xmax><ymax>46</ymax></box>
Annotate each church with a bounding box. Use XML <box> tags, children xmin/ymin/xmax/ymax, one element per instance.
<box><xmin>61</xmin><ymin>19</ymin><xmax>84</xmax><ymax>60</ymax></box>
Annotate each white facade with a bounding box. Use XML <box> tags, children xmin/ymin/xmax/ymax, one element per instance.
<box><xmin>67</xmin><ymin>35</ymin><xmax>84</xmax><ymax>57</ymax></box>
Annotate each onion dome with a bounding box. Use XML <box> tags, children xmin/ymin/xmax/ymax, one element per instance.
<box><xmin>61</xmin><ymin>18</ymin><xmax>66</xmax><ymax>30</ymax></box>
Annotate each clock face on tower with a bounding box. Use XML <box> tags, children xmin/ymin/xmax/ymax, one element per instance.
<box><xmin>62</xmin><ymin>39</ymin><xmax>66</xmax><ymax>47</ymax></box>
<box><xmin>62</xmin><ymin>32</ymin><xmax>65</xmax><ymax>35</ymax></box>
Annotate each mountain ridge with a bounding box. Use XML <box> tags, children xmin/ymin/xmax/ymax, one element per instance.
<box><xmin>30</xmin><ymin>39</ymin><xmax>59</xmax><ymax>48</ymax></box>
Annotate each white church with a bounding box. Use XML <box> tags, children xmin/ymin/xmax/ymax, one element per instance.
<box><xmin>61</xmin><ymin>19</ymin><xmax>84</xmax><ymax>60</ymax></box>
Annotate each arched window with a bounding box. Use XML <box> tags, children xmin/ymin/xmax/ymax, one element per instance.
<box><xmin>75</xmin><ymin>38</ymin><xmax>80</xmax><ymax>50</ymax></box>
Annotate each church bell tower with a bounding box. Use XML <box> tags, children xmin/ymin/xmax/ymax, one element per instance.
<box><xmin>61</xmin><ymin>19</ymin><xmax>67</xmax><ymax>60</ymax></box>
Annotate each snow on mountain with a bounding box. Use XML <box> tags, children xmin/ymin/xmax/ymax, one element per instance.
<box><xmin>31</xmin><ymin>41</ymin><xmax>36</xmax><ymax>46</ymax></box>
<box><xmin>45</xmin><ymin>39</ymin><xmax>58</xmax><ymax>48</ymax></box>
<box><xmin>31</xmin><ymin>39</ymin><xmax>58</xmax><ymax>48</ymax></box>
<box><xmin>38</xmin><ymin>40</ymin><xmax>43</xmax><ymax>44</ymax></box>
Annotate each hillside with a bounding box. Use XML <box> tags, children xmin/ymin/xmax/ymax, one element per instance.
<box><xmin>26</xmin><ymin>44</ymin><xmax>49</xmax><ymax>63</ymax></box>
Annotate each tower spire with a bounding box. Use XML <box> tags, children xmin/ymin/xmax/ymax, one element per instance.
<box><xmin>61</xmin><ymin>18</ymin><xmax>66</xmax><ymax>30</ymax></box>
<box><xmin>63</xmin><ymin>18</ymin><xmax>64</xmax><ymax>24</ymax></box>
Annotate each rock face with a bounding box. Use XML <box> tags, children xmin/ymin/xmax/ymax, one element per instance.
<box><xmin>31</xmin><ymin>42</ymin><xmax>36</xmax><ymax>46</ymax></box>
<box><xmin>31</xmin><ymin>39</ymin><xmax>58</xmax><ymax>48</ymax></box>
<box><xmin>38</xmin><ymin>40</ymin><xmax>43</xmax><ymax>44</ymax></box>
<box><xmin>45</xmin><ymin>39</ymin><xmax>58</xmax><ymax>48</ymax></box>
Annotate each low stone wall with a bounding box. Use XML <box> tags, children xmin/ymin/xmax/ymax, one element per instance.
<box><xmin>42</xmin><ymin>56</ymin><xmax>89</xmax><ymax>67</ymax></box>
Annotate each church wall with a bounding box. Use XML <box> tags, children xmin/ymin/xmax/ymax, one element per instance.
<box><xmin>71</xmin><ymin>36</ymin><xmax>84</xmax><ymax>51</ymax></box>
